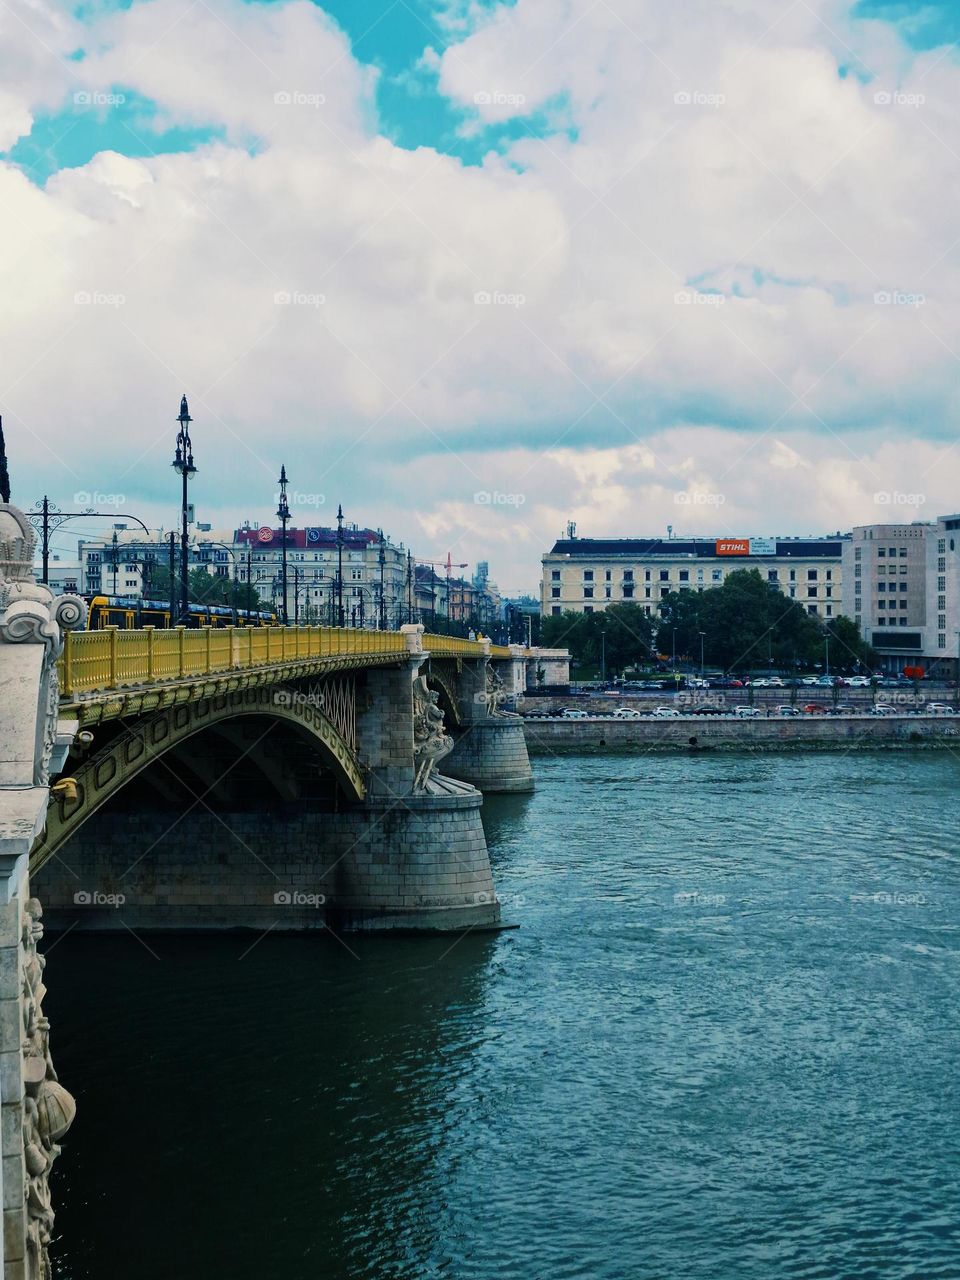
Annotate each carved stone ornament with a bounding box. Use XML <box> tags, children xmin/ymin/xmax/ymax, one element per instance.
<box><xmin>412</xmin><ymin>673</ymin><xmax>455</xmax><ymax>792</ymax></box>
<box><xmin>21</xmin><ymin>898</ymin><xmax>75</xmax><ymax>1280</ymax></box>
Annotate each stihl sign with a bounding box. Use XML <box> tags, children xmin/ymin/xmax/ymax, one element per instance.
<box><xmin>715</xmin><ymin>539</ymin><xmax>749</xmax><ymax>556</ymax></box>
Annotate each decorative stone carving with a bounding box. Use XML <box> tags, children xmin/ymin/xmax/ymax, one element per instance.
<box><xmin>0</xmin><ymin>505</ymin><xmax>87</xmax><ymax>786</ymax></box>
<box><xmin>413</xmin><ymin>673</ymin><xmax>454</xmax><ymax>792</ymax></box>
<box><xmin>20</xmin><ymin>898</ymin><xmax>75</xmax><ymax>1279</ymax></box>
<box><xmin>482</xmin><ymin>664</ymin><xmax>519</xmax><ymax>718</ymax></box>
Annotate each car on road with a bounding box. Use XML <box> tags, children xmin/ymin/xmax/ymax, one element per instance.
<box><xmin>560</xmin><ymin>708</ymin><xmax>591</xmax><ymax>719</ymax></box>
<box><xmin>925</xmin><ymin>702</ymin><xmax>954</xmax><ymax>714</ymax></box>
<box><xmin>684</xmin><ymin>704</ymin><xmax>724</xmax><ymax>716</ymax></box>
<box><xmin>826</xmin><ymin>703</ymin><xmax>858</xmax><ymax>715</ymax></box>
<box><xmin>846</xmin><ymin>676</ymin><xmax>871</xmax><ymax>687</ymax></box>
<box><xmin>611</xmin><ymin>707</ymin><xmax>643</xmax><ymax>719</ymax></box>
<box><xmin>802</xmin><ymin>703</ymin><xmax>828</xmax><ymax>714</ymax></box>
<box><xmin>868</xmin><ymin>704</ymin><xmax>897</xmax><ymax>715</ymax></box>
<box><xmin>651</xmin><ymin>706</ymin><xmax>682</xmax><ymax>718</ymax></box>
<box><xmin>734</xmin><ymin>706</ymin><xmax>763</xmax><ymax>718</ymax></box>
<box><xmin>773</xmin><ymin>705</ymin><xmax>801</xmax><ymax>716</ymax></box>
<box><xmin>799</xmin><ymin>676</ymin><xmax>818</xmax><ymax>686</ymax></box>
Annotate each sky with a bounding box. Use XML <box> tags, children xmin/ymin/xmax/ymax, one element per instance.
<box><xmin>2</xmin><ymin>0</ymin><xmax>960</xmax><ymax>594</ymax></box>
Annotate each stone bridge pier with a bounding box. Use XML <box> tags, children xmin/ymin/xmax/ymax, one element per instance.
<box><xmin>441</xmin><ymin>641</ymin><xmax>535</xmax><ymax>794</ymax></box>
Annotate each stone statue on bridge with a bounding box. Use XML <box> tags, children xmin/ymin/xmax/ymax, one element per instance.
<box><xmin>413</xmin><ymin>674</ymin><xmax>455</xmax><ymax>791</ymax></box>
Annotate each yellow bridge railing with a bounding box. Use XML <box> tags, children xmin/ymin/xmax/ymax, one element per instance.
<box><xmin>59</xmin><ymin>626</ymin><xmax>524</xmax><ymax>697</ymax></box>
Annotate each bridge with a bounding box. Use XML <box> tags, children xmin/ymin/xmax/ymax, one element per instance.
<box><xmin>0</xmin><ymin>500</ymin><xmax>567</xmax><ymax>1279</ymax></box>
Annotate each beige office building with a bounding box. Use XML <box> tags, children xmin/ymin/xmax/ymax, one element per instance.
<box><xmin>541</xmin><ymin>530</ymin><xmax>846</xmax><ymax>622</ymax></box>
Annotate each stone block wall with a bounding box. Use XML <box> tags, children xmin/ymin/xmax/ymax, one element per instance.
<box><xmin>445</xmin><ymin>720</ymin><xmax>534</xmax><ymax>793</ymax></box>
<box><xmin>35</xmin><ymin>790</ymin><xmax>501</xmax><ymax>934</ymax></box>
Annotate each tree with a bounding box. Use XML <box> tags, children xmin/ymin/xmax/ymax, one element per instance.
<box><xmin>148</xmin><ymin>565</ymin><xmax>262</xmax><ymax>613</ymax></box>
<box><xmin>825</xmin><ymin>615</ymin><xmax>876</xmax><ymax>672</ymax></box>
<box><xmin>541</xmin><ymin>604</ymin><xmax>654</xmax><ymax>676</ymax></box>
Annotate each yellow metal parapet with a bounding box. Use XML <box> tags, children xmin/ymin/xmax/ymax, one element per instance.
<box><xmin>58</xmin><ymin>625</ymin><xmax>530</xmax><ymax>698</ymax></box>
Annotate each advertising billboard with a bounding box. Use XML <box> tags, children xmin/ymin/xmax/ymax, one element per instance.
<box><xmin>715</xmin><ymin>539</ymin><xmax>749</xmax><ymax>556</ymax></box>
<box><xmin>749</xmin><ymin>538</ymin><xmax>776</xmax><ymax>556</ymax></box>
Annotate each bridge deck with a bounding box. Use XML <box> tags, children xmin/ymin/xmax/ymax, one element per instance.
<box><xmin>59</xmin><ymin>625</ymin><xmax>516</xmax><ymax>698</ymax></box>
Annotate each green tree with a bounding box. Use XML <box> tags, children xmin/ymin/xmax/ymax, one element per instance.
<box><xmin>149</xmin><ymin>565</ymin><xmax>262</xmax><ymax>613</ymax></box>
<box><xmin>541</xmin><ymin>604</ymin><xmax>654</xmax><ymax>677</ymax></box>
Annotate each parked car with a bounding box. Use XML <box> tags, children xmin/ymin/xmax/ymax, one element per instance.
<box><xmin>687</xmin><ymin>705</ymin><xmax>724</xmax><ymax>716</ymax></box>
<box><xmin>868</xmin><ymin>704</ymin><xmax>896</xmax><ymax>715</ymax></box>
<box><xmin>826</xmin><ymin>703</ymin><xmax>858</xmax><ymax>715</ymax></box>
<box><xmin>611</xmin><ymin>707</ymin><xmax>643</xmax><ymax>719</ymax></box>
<box><xmin>561</xmin><ymin>708</ymin><xmax>591</xmax><ymax>719</ymax></box>
<box><xmin>773</xmin><ymin>705</ymin><xmax>800</xmax><ymax>716</ymax></box>
<box><xmin>766</xmin><ymin>677</ymin><xmax>785</xmax><ymax>688</ymax></box>
<box><xmin>802</xmin><ymin>703</ymin><xmax>828</xmax><ymax>714</ymax></box>
<box><xmin>846</xmin><ymin>676</ymin><xmax>871</xmax><ymax>687</ymax></box>
<box><xmin>925</xmin><ymin>703</ymin><xmax>954</xmax><ymax>714</ymax></box>
<box><xmin>799</xmin><ymin>676</ymin><xmax>818</xmax><ymax>686</ymax></box>
<box><xmin>651</xmin><ymin>707</ymin><xmax>681</xmax><ymax>718</ymax></box>
<box><xmin>735</xmin><ymin>706</ymin><xmax>763</xmax><ymax>718</ymax></box>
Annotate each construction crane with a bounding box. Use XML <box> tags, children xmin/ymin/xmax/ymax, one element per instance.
<box><xmin>407</xmin><ymin>552</ymin><xmax>469</xmax><ymax>625</ymax></box>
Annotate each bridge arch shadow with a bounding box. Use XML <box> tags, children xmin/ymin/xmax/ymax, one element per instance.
<box><xmin>32</xmin><ymin>686</ymin><xmax>364</xmax><ymax>874</ymax></box>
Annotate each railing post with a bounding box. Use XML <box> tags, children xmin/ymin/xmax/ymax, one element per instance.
<box><xmin>248</xmin><ymin>626</ymin><xmax>254</xmax><ymax>668</ymax></box>
<box><xmin>266</xmin><ymin>628</ymin><xmax>272</xmax><ymax>663</ymax></box>
<box><xmin>176</xmin><ymin>626</ymin><xmax>186</xmax><ymax>678</ymax></box>
<box><xmin>62</xmin><ymin>628</ymin><xmax>75</xmax><ymax>697</ymax></box>
<box><xmin>226</xmin><ymin>624</ymin><xmax>236</xmax><ymax>669</ymax></box>
<box><xmin>203</xmin><ymin>625</ymin><xmax>212</xmax><ymax>674</ymax></box>
<box><xmin>106</xmin><ymin>624</ymin><xmax>119</xmax><ymax>688</ymax></box>
<box><xmin>144</xmin><ymin>625</ymin><xmax>155</xmax><ymax>681</ymax></box>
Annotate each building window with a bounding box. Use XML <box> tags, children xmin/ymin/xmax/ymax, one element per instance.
<box><xmin>899</xmin><ymin>600</ymin><xmax>907</xmax><ymax>610</ymax></box>
<box><xmin>889</xmin><ymin>547</ymin><xmax>897</xmax><ymax>557</ymax></box>
<box><xmin>808</xmin><ymin>605</ymin><xmax>818</xmax><ymax>615</ymax></box>
<box><xmin>939</xmin><ymin>595</ymin><xmax>946</xmax><ymax>610</ymax></box>
<box><xmin>825</xmin><ymin>605</ymin><xmax>832</xmax><ymax>617</ymax></box>
<box><xmin>789</xmin><ymin>569</ymin><xmax>796</xmax><ymax>581</ymax></box>
<box><xmin>584</xmin><ymin>587</ymin><xmax>594</xmax><ymax>599</ymax></box>
<box><xmin>644</xmin><ymin>570</ymin><xmax>651</xmax><ymax>582</ymax></box>
<box><xmin>605</xmin><ymin>587</ymin><xmax>612</xmax><ymax>598</ymax></box>
<box><xmin>825</xmin><ymin>586</ymin><xmax>832</xmax><ymax>598</ymax></box>
<box><xmin>877</xmin><ymin>582</ymin><xmax>886</xmax><ymax>592</ymax></box>
<box><xmin>712</xmin><ymin>570</ymin><xmax>722</xmax><ymax>583</ymax></box>
<box><xmin>878</xmin><ymin>600</ymin><xmax>885</xmax><ymax>610</ymax></box>
<box><xmin>855</xmin><ymin>565</ymin><xmax>862</xmax><ymax>577</ymax></box>
<box><xmin>899</xmin><ymin>582</ymin><xmax>907</xmax><ymax>592</ymax></box>
<box><xmin>623</xmin><ymin>570</ymin><xmax>634</xmax><ymax>582</ymax></box>
<box><xmin>938</xmin><ymin>557</ymin><xmax>946</xmax><ymax>572</ymax></box>
<box><xmin>659</xmin><ymin>570</ymin><xmax>669</xmax><ymax>582</ymax></box>
<box><xmin>605</xmin><ymin>570</ymin><xmax>612</xmax><ymax>582</ymax></box>
<box><xmin>807</xmin><ymin>569</ymin><xmax>818</xmax><ymax>581</ymax></box>
<box><xmin>939</xmin><ymin>614</ymin><xmax>946</xmax><ymax>628</ymax></box>
<box><xmin>877</xmin><ymin>548</ymin><xmax>885</xmax><ymax>557</ymax></box>
<box><xmin>939</xmin><ymin>576</ymin><xmax>946</xmax><ymax>591</ymax></box>
<box><xmin>899</xmin><ymin>547</ymin><xmax>907</xmax><ymax>558</ymax></box>
<box><xmin>551</xmin><ymin>570</ymin><xmax>560</xmax><ymax>581</ymax></box>
<box><xmin>679</xmin><ymin>570</ymin><xmax>689</xmax><ymax>582</ymax></box>
<box><xmin>855</xmin><ymin>547</ymin><xmax>861</xmax><ymax>560</ymax></box>
<box><xmin>825</xmin><ymin>570</ymin><xmax>832</xmax><ymax>581</ymax></box>
<box><xmin>623</xmin><ymin>586</ymin><xmax>634</xmax><ymax>599</ymax></box>
<box><xmin>551</xmin><ymin>605</ymin><xmax>560</xmax><ymax>615</ymax></box>
<box><xmin>789</xmin><ymin>587</ymin><xmax>796</xmax><ymax>598</ymax></box>
<box><xmin>767</xmin><ymin>570</ymin><xmax>778</xmax><ymax>582</ymax></box>
<box><xmin>644</xmin><ymin>587</ymin><xmax>651</xmax><ymax>599</ymax></box>
<box><xmin>938</xmin><ymin>539</ymin><xmax>946</xmax><ymax>553</ymax></box>
<box><xmin>583</xmin><ymin>570</ymin><xmax>594</xmax><ymax>582</ymax></box>
<box><xmin>660</xmin><ymin>587</ymin><xmax>669</xmax><ymax>598</ymax></box>
<box><xmin>807</xmin><ymin>587</ymin><xmax>817</xmax><ymax>598</ymax></box>
<box><xmin>939</xmin><ymin>633</ymin><xmax>946</xmax><ymax>648</ymax></box>
<box><xmin>551</xmin><ymin>587</ymin><xmax>560</xmax><ymax>598</ymax></box>
<box><xmin>584</xmin><ymin>605</ymin><xmax>593</xmax><ymax>614</ymax></box>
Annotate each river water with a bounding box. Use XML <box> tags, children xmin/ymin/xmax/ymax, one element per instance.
<box><xmin>45</xmin><ymin>751</ymin><xmax>960</xmax><ymax>1279</ymax></box>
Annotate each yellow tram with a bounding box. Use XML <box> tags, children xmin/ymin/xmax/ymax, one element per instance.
<box><xmin>84</xmin><ymin>596</ymin><xmax>276</xmax><ymax>630</ymax></box>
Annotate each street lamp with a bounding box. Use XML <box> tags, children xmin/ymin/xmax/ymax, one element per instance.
<box><xmin>172</xmin><ymin>394</ymin><xmax>196</xmax><ymax>624</ymax></box>
<box><xmin>378</xmin><ymin>529</ymin><xmax>387</xmax><ymax>631</ymax></box>
<box><xmin>110</xmin><ymin>530</ymin><xmax>119</xmax><ymax>595</ymax></box>
<box><xmin>699</xmin><ymin>630</ymin><xmax>706</xmax><ymax>682</ymax></box>
<box><xmin>825</xmin><ymin>633</ymin><xmax>830</xmax><ymax>678</ymax></box>
<box><xmin>336</xmin><ymin>503</ymin><xmax>345</xmax><ymax>627</ymax></box>
<box><xmin>277</xmin><ymin>465</ymin><xmax>290</xmax><ymax>625</ymax></box>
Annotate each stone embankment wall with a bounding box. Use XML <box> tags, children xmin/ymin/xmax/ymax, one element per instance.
<box><xmin>524</xmin><ymin>716</ymin><xmax>960</xmax><ymax>753</ymax></box>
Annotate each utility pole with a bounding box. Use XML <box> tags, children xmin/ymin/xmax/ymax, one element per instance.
<box><xmin>168</xmin><ymin>532</ymin><xmax>176</xmax><ymax>621</ymax></box>
<box><xmin>406</xmin><ymin>551</ymin><xmax>413</xmax><ymax>624</ymax></box>
<box><xmin>40</xmin><ymin>496</ymin><xmax>50</xmax><ymax>584</ymax></box>
<box><xmin>336</xmin><ymin>504</ymin><xmax>345</xmax><ymax>627</ymax></box>
<box><xmin>111</xmin><ymin>530</ymin><xmax>119</xmax><ymax>595</ymax></box>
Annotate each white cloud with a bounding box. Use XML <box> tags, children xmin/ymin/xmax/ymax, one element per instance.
<box><xmin>2</xmin><ymin>0</ymin><xmax>960</xmax><ymax>591</ymax></box>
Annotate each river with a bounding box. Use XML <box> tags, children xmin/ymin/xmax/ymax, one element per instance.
<box><xmin>45</xmin><ymin>750</ymin><xmax>960</xmax><ymax>1279</ymax></box>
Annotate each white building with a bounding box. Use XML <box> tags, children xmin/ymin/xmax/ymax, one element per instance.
<box><xmin>542</xmin><ymin>530</ymin><xmax>847</xmax><ymax>622</ymax></box>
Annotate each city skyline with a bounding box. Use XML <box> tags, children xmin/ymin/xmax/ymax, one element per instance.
<box><xmin>3</xmin><ymin>0</ymin><xmax>960</xmax><ymax>589</ymax></box>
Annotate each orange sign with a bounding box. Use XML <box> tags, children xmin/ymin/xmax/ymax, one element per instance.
<box><xmin>715</xmin><ymin>539</ymin><xmax>749</xmax><ymax>556</ymax></box>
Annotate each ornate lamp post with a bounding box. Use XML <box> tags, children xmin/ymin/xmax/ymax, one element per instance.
<box><xmin>172</xmin><ymin>394</ymin><xmax>196</xmax><ymax>624</ymax></box>
<box><xmin>277</xmin><ymin>465</ymin><xmax>290</xmax><ymax>625</ymax></box>
<box><xmin>378</xmin><ymin>529</ymin><xmax>387</xmax><ymax>630</ymax></box>
<box><xmin>336</xmin><ymin>503</ymin><xmax>345</xmax><ymax>627</ymax></box>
